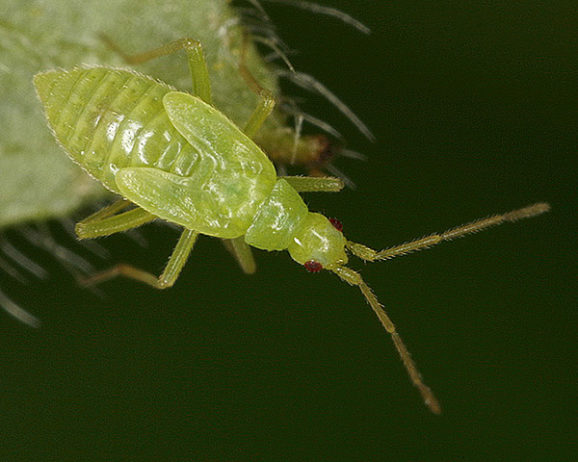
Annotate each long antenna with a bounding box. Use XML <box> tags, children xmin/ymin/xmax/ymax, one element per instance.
<box><xmin>347</xmin><ymin>203</ymin><xmax>551</xmax><ymax>262</ymax></box>
<box><xmin>332</xmin><ymin>266</ymin><xmax>442</xmax><ymax>414</ymax></box>
<box><xmin>336</xmin><ymin>202</ymin><xmax>550</xmax><ymax>413</ymax></box>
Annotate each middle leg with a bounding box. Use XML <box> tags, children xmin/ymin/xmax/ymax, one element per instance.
<box><xmin>81</xmin><ymin>229</ymin><xmax>200</xmax><ymax>289</ymax></box>
<box><xmin>222</xmin><ymin>237</ymin><xmax>257</xmax><ymax>275</ymax></box>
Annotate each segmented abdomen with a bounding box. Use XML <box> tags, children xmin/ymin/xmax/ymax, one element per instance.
<box><xmin>35</xmin><ymin>67</ymin><xmax>198</xmax><ymax>193</ymax></box>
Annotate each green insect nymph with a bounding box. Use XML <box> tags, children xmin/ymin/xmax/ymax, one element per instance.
<box><xmin>34</xmin><ymin>39</ymin><xmax>550</xmax><ymax>414</ymax></box>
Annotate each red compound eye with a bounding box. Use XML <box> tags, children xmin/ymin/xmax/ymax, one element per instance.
<box><xmin>329</xmin><ymin>218</ymin><xmax>343</xmax><ymax>232</ymax></box>
<box><xmin>304</xmin><ymin>260</ymin><xmax>323</xmax><ymax>273</ymax></box>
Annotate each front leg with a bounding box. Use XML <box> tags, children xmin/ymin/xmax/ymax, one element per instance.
<box><xmin>280</xmin><ymin>176</ymin><xmax>344</xmax><ymax>193</ymax></box>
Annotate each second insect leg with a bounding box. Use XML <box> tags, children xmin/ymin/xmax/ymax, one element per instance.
<box><xmin>81</xmin><ymin>229</ymin><xmax>199</xmax><ymax>289</ymax></box>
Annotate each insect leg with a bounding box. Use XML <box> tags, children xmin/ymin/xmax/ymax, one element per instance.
<box><xmin>79</xmin><ymin>199</ymin><xmax>131</xmax><ymax>222</ymax></box>
<box><xmin>222</xmin><ymin>237</ymin><xmax>257</xmax><ymax>274</ymax></box>
<box><xmin>238</xmin><ymin>32</ymin><xmax>269</xmax><ymax>96</ymax></box>
<box><xmin>236</xmin><ymin>33</ymin><xmax>280</xmax><ymax>139</ymax></box>
<box><xmin>81</xmin><ymin>229</ymin><xmax>199</xmax><ymax>289</ymax></box>
<box><xmin>347</xmin><ymin>202</ymin><xmax>551</xmax><ymax>262</ymax></box>
<box><xmin>75</xmin><ymin>204</ymin><xmax>156</xmax><ymax>240</ymax></box>
<box><xmin>101</xmin><ymin>36</ymin><xmax>212</xmax><ymax>104</ymax></box>
<box><xmin>243</xmin><ymin>89</ymin><xmax>275</xmax><ymax>137</ymax></box>
<box><xmin>280</xmin><ymin>176</ymin><xmax>344</xmax><ymax>193</ymax></box>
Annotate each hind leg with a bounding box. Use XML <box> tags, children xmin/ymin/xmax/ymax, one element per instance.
<box><xmin>75</xmin><ymin>200</ymin><xmax>156</xmax><ymax>239</ymax></box>
<box><xmin>101</xmin><ymin>36</ymin><xmax>212</xmax><ymax>104</ymax></box>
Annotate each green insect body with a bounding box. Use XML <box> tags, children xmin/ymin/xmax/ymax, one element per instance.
<box><xmin>34</xmin><ymin>66</ymin><xmax>347</xmax><ymax>267</ymax></box>
<box><xmin>1</xmin><ymin>0</ymin><xmax>363</xmax><ymax>329</ymax></box>
<box><xmin>0</xmin><ymin>0</ymin><xmax>349</xmax><ymax>230</ymax></box>
<box><xmin>34</xmin><ymin>41</ymin><xmax>550</xmax><ymax>414</ymax></box>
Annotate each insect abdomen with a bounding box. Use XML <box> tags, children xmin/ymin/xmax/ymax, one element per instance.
<box><xmin>34</xmin><ymin>67</ymin><xmax>198</xmax><ymax>193</ymax></box>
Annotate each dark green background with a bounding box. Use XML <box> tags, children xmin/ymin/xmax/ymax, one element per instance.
<box><xmin>1</xmin><ymin>1</ymin><xmax>575</xmax><ymax>460</ymax></box>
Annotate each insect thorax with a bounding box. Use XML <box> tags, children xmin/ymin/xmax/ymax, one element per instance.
<box><xmin>244</xmin><ymin>179</ymin><xmax>308</xmax><ymax>250</ymax></box>
<box><xmin>244</xmin><ymin>179</ymin><xmax>348</xmax><ymax>269</ymax></box>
